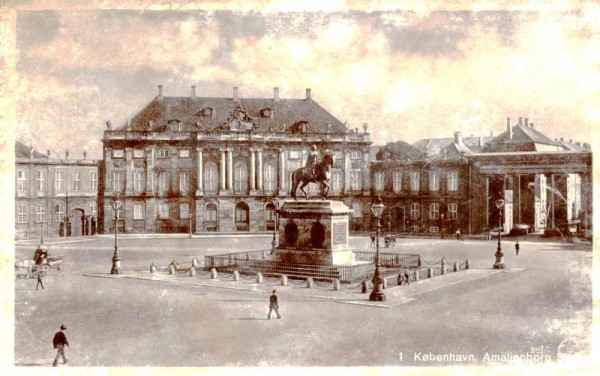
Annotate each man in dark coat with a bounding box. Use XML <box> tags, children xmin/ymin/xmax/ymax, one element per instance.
<box><xmin>52</xmin><ymin>325</ymin><xmax>69</xmax><ymax>366</ymax></box>
<box><xmin>267</xmin><ymin>289</ymin><xmax>281</xmax><ymax>319</ymax></box>
<box><xmin>515</xmin><ymin>240</ymin><xmax>520</xmax><ymax>255</ymax></box>
<box><xmin>36</xmin><ymin>270</ymin><xmax>44</xmax><ymax>290</ymax></box>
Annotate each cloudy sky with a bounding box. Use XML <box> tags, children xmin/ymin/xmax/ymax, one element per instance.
<box><xmin>11</xmin><ymin>3</ymin><xmax>599</xmax><ymax>159</ymax></box>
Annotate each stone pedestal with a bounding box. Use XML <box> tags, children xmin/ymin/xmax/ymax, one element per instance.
<box><xmin>275</xmin><ymin>200</ymin><xmax>354</xmax><ymax>265</ymax></box>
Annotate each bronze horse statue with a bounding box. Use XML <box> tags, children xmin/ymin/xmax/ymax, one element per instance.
<box><xmin>290</xmin><ymin>154</ymin><xmax>334</xmax><ymax>200</ymax></box>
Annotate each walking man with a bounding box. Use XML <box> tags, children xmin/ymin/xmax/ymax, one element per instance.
<box><xmin>52</xmin><ymin>325</ymin><xmax>69</xmax><ymax>367</ymax></box>
<box><xmin>515</xmin><ymin>240</ymin><xmax>520</xmax><ymax>255</ymax></box>
<box><xmin>370</xmin><ymin>233</ymin><xmax>376</xmax><ymax>247</ymax></box>
<box><xmin>35</xmin><ymin>270</ymin><xmax>44</xmax><ymax>290</ymax></box>
<box><xmin>267</xmin><ymin>289</ymin><xmax>281</xmax><ymax>319</ymax></box>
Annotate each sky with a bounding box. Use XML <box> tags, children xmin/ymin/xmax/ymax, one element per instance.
<box><xmin>9</xmin><ymin>3</ymin><xmax>600</xmax><ymax>159</ymax></box>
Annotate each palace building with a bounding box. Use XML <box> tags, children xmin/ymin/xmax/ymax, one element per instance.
<box><xmin>15</xmin><ymin>141</ymin><xmax>100</xmax><ymax>240</ymax></box>
<box><xmin>99</xmin><ymin>86</ymin><xmax>373</xmax><ymax>234</ymax></box>
<box><xmin>371</xmin><ymin>117</ymin><xmax>592</xmax><ymax>238</ymax></box>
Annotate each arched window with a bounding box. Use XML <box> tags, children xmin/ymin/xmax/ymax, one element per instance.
<box><xmin>264</xmin><ymin>163</ymin><xmax>276</xmax><ymax>193</ymax></box>
<box><xmin>204</xmin><ymin>162</ymin><xmax>218</xmax><ymax>194</ymax></box>
<box><xmin>235</xmin><ymin>202</ymin><xmax>249</xmax><ymax>231</ymax></box>
<box><xmin>265</xmin><ymin>203</ymin><xmax>276</xmax><ymax>231</ymax></box>
<box><xmin>234</xmin><ymin>162</ymin><xmax>248</xmax><ymax>193</ymax></box>
<box><xmin>205</xmin><ymin>202</ymin><xmax>218</xmax><ymax>232</ymax></box>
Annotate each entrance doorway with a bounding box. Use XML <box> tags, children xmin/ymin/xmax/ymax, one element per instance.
<box><xmin>235</xmin><ymin>202</ymin><xmax>249</xmax><ymax>231</ymax></box>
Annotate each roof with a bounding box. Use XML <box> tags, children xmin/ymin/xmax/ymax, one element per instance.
<box><xmin>412</xmin><ymin>136</ymin><xmax>493</xmax><ymax>155</ymax></box>
<box><xmin>375</xmin><ymin>141</ymin><xmax>426</xmax><ymax>162</ymax></box>
<box><xmin>484</xmin><ymin>124</ymin><xmax>562</xmax><ymax>152</ymax></box>
<box><xmin>15</xmin><ymin>141</ymin><xmax>47</xmax><ymax>159</ymax></box>
<box><xmin>121</xmin><ymin>95</ymin><xmax>346</xmax><ymax>134</ymax></box>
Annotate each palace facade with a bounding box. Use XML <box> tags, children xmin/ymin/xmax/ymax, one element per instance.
<box><xmin>15</xmin><ymin>141</ymin><xmax>100</xmax><ymax>240</ymax></box>
<box><xmin>370</xmin><ymin>118</ymin><xmax>593</xmax><ymax>238</ymax></box>
<box><xmin>99</xmin><ymin>86</ymin><xmax>373</xmax><ymax>234</ymax></box>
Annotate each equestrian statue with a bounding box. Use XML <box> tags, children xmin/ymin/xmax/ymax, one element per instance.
<box><xmin>290</xmin><ymin>145</ymin><xmax>334</xmax><ymax>200</ymax></box>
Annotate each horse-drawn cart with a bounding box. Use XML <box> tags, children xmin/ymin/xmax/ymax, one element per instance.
<box><xmin>15</xmin><ymin>245</ymin><xmax>63</xmax><ymax>279</ymax></box>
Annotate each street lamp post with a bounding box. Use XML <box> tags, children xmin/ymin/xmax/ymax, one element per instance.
<box><xmin>440</xmin><ymin>213</ymin><xmax>445</xmax><ymax>239</ymax></box>
<box><xmin>369</xmin><ymin>195</ymin><xmax>386</xmax><ymax>302</ymax></box>
<box><xmin>493</xmin><ymin>198</ymin><xmax>505</xmax><ymax>269</ymax></box>
<box><xmin>110</xmin><ymin>198</ymin><xmax>122</xmax><ymax>274</ymax></box>
<box><xmin>271</xmin><ymin>197</ymin><xmax>279</xmax><ymax>252</ymax></box>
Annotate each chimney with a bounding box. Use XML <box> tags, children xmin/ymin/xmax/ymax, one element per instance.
<box><xmin>524</xmin><ymin>117</ymin><xmax>529</xmax><ymax>127</ymax></box>
<box><xmin>454</xmin><ymin>131</ymin><xmax>463</xmax><ymax>145</ymax></box>
<box><xmin>479</xmin><ymin>136</ymin><xmax>483</xmax><ymax>148</ymax></box>
<box><xmin>576</xmin><ymin>142</ymin><xmax>581</xmax><ymax>148</ymax></box>
<box><xmin>305</xmin><ymin>88</ymin><xmax>312</xmax><ymax>101</ymax></box>
<box><xmin>65</xmin><ymin>150</ymin><xmax>69</xmax><ymax>159</ymax></box>
<box><xmin>83</xmin><ymin>150</ymin><xmax>87</xmax><ymax>159</ymax></box>
<box><xmin>233</xmin><ymin>86</ymin><xmax>239</xmax><ymax>102</ymax></box>
<box><xmin>507</xmin><ymin>118</ymin><xmax>513</xmax><ymax>140</ymax></box>
<box><xmin>273</xmin><ymin>87</ymin><xmax>279</xmax><ymax>101</ymax></box>
<box><xmin>191</xmin><ymin>85</ymin><xmax>196</xmax><ymax>99</ymax></box>
<box><xmin>569</xmin><ymin>139</ymin><xmax>573</xmax><ymax>144</ymax></box>
<box><xmin>158</xmin><ymin>85</ymin><xmax>163</xmax><ymax>100</ymax></box>
<box><xmin>560</xmin><ymin>137</ymin><xmax>564</xmax><ymax>142</ymax></box>
<box><xmin>530</xmin><ymin>122</ymin><xmax>534</xmax><ymax>129</ymax></box>
<box><xmin>518</xmin><ymin>117</ymin><xmax>522</xmax><ymax>126</ymax></box>
<box><xmin>47</xmin><ymin>149</ymin><xmax>51</xmax><ymax>157</ymax></box>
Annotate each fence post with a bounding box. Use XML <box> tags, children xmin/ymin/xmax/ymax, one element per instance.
<box><xmin>256</xmin><ymin>272</ymin><xmax>263</xmax><ymax>283</ymax></box>
<box><xmin>414</xmin><ymin>270</ymin><xmax>419</xmax><ymax>281</ymax></box>
<box><xmin>211</xmin><ymin>268</ymin><xmax>218</xmax><ymax>279</ymax></box>
<box><xmin>306</xmin><ymin>277</ymin><xmax>314</xmax><ymax>288</ymax></box>
<box><xmin>233</xmin><ymin>270</ymin><xmax>240</xmax><ymax>281</ymax></box>
<box><xmin>465</xmin><ymin>259</ymin><xmax>470</xmax><ymax>269</ymax></box>
<box><xmin>428</xmin><ymin>268</ymin><xmax>433</xmax><ymax>278</ymax></box>
<box><xmin>382</xmin><ymin>277</ymin><xmax>388</xmax><ymax>289</ymax></box>
<box><xmin>453</xmin><ymin>262</ymin><xmax>459</xmax><ymax>272</ymax></box>
<box><xmin>441</xmin><ymin>258</ymin><xmax>447</xmax><ymax>275</ymax></box>
<box><xmin>189</xmin><ymin>266</ymin><xmax>196</xmax><ymax>277</ymax></box>
<box><xmin>333</xmin><ymin>279</ymin><xmax>340</xmax><ymax>291</ymax></box>
<box><xmin>280</xmin><ymin>275</ymin><xmax>288</xmax><ymax>286</ymax></box>
<box><xmin>150</xmin><ymin>263</ymin><xmax>156</xmax><ymax>273</ymax></box>
<box><xmin>418</xmin><ymin>256</ymin><xmax>422</xmax><ymax>267</ymax></box>
<box><xmin>169</xmin><ymin>264</ymin><xmax>175</xmax><ymax>275</ymax></box>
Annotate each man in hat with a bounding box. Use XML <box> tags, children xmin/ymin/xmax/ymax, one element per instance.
<box><xmin>515</xmin><ymin>240</ymin><xmax>520</xmax><ymax>255</ymax></box>
<box><xmin>52</xmin><ymin>325</ymin><xmax>69</xmax><ymax>366</ymax></box>
<box><xmin>267</xmin><ymin>289</ymin><xmax>281</xmax><ymax>319</ymax></box>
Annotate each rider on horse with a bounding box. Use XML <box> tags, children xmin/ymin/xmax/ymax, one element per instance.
<box><xmin>304</xmin><ymin>145</ymin><xmax>320</xmax><ymax>180</ymax></box>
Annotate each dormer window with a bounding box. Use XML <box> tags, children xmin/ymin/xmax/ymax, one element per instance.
<box><xmin>167</xmin><ymin>119</ymin><xmax>182</xmax><ymax>132</ymax></box>
<box><xmin>260</xmin><ymin>107</ymin><xmax>273</xmax><ymax>118</ymax></box>
<box><xmin>201</xmin><ymin>107</ymin><xmax>214</xmax><ymax>117</ymax></box>
<box><xmin>292</xmin><ymin>121</ymin><xmax>310</xmax><ymax>134</ymax></box>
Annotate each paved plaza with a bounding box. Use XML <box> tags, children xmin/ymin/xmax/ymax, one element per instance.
<box><xmin>12</xmin><ymin>234</ymin><xmax>594</xmax><ymax>369</ymax></box>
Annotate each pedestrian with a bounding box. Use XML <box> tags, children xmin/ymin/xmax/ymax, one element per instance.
<box><xmin>515</xmin><ymin>240</ymin><xmax>520</xmax><ymax>255</ymax></box>
<box><xmin>267</xmin><ymin>289</ymin><xmax>281</xmax><ymax>319</ymax></box>
<box><xmin>36</xmin><ymin>270</ymin><xmax>44</xmax><ymax>290</ymax></box>
<box><xmin>403</xmin><ymin>269</ymin><xmax>411</xmax><ymax>285</ymax></box>
<box><xmin>52</xmin><ymin>325</ymin><xmax>69</xmax><ymax>367</ymax></box>
<box><xmin>455</xmin><ymin>229</ymin><xmax>461</xmax><ymax>240</ymax></box>
<box><xmin>370</xmin><ymin>233</ymin><xmax>375</xmax><ymax>247</ymax></box>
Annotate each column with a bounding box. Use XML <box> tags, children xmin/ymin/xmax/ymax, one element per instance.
<box><xmin>227</xmin><ymin>148</ymin><xmax>233</xmax><ymax>191</ymax></box>
<box><xmin>485</xmin><ymin>176</ymin><xmax>489</xmax><ymax>226</ymax></box>
<box><xmin>257</xmin><ymin>148</ymin><xmax>263</xmax><ymax>191</ymax></box>
<box><xmin>125</xmin><ymin>147</ymin><xmax>133</xmax><ymax>194</ymax></box>
<box><xmin>279</xmin><ymin>149</ymin><xmax>285</xmax><ymax>195</ymax></box>
<box><xmin>344</xmin><ymin>151</ymin><xmax>351</xmax><ymax>194</ymax></box>
<box><xmin>517</xmin><ymin>174</ymin><xmax>521</xmax><ymax>225</ymax></box>
<box><xmin>220</xmin><ymin>148</ymin><xmax>226</xmax><ymax>191</ymax></box>
<box><xmin>550</xmin><ymin>173</ymin><xmax>556</xmax><ymax>229</ymax></box>
<box><xmin>146</xmin><ymin>147</ymin><xmax>154</xmax><ymax>195</ymax></box>
<box><xmin>250</xmin><ymin>149</ymin><xmax>256</xmax><ymax>191</ymax></box>
<box><xmin>196</xmin><ymin>147</ymin><xmax>203</xmax><ymax>196</ymax></box>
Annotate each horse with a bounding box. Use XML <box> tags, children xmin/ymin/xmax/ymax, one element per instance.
<box><xmin>290</xmin><ymin>154</ymin><xmax>334</xmax><ymax>200</ymax></box>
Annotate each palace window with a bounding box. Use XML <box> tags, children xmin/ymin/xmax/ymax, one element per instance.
<box><xmin>332</xmin><ymin>171</ymin><xmax>342</xmax><ymax>192</ymax></box>
<box><xmin>179</xmin><ymin>149</ymin><xmax>190</xmax><ymax>158</ymax></box>
<box><xmin>112</xmin><ymin>171</ymin><xmax>124</xmax><ymax>192</ymax></box>
<box><xmin>205</xmin><ymin>203</ymin><xmax>217</xmax><ymax>222</ymax></box>
<box><xmin>55</xmin><ymin>171</ymin><xmax>64</xmax><ymax>193</ymax></box>
<box><xmin>36</xmin><ymin>171</ymin><xmax>46</xmax><ymax>192</ymax></box>
<box><xmin>158</xmin><ymin>203</ymin><xmax>170</xmax><ymax>219</ymax></box>
<box><xmin>180</xmin><ymin>203</ymin><xmax>190</xmax><ymax>219</ymax></box>
<box><xmin>350</xmin><ymin>150</ymin><xmax>361</xmax><ymax>159</ymax></box>
<box><xmin>350</xmin><ymin>170</ymin><xmax>362</xmax><ymax>191</ymax></box>
<box><xmin>133</xmin><ymin>203</ymin><xmax>145</xmax><ymax>220</ymax></box>
<box><xmin>264</xmin><ymin>163</ymin><xmax>275</xmax><ymax>193</ymax></box>
<box><xmin>72</xmin><ymin>172</ymin><xmax>81</xmax><ymax>192</ymax></box>
<box><xmin>375</xmin><ymin>172</ymin><xmax>384</xmax><ymax>192</ymax></box>
<box><xmin>410</xmin><ymin>202</ymin><xmax>420</xmax><ymax>219</ymax></box>
<box><xmin>410</xmin><ymin>171</ymin><xmax>420</xmax><ymax>191</ymax></box>
<box><xmin>179</xmin><ymin>171</ymin><xmax>190</xmax><ymax>194</ymax></box>
<box><xmin>89</xmin><ymin>202</ymin><xmax>97</xmax><ymax>216</ymax></box>
<box><xmin>89</xmin><ymin>171</ymin><xmax>98</xmax><ymax>191</ymax></box>
<box><xmin>17</xmin><ymin>170</ymin><xmax>27</xmax><ymax>195</ymax></box>
<box><xmin>448</xmin><ymin>203</ymin><xmax>458</xmax><ymax>219</ymax></box>
<box><xmin>17</xmin><ymin>204</ymin><xmax>28</xmax><ymax>223</ymax></box>
<box><xmin>133</xmin><ymin>149</ymin><xmax>145</xmax><ymax>158</ymax></box>
<box><xmin>158</xmin><ymin>172</ymin><xmax>169</xmax><ymax>194</ymax></box>
<box><xmin>234</xmin><ymin>162</ymin><xmax>248</xmax><ymax>193</ymax></box>
<box><xmin>133</xmin><ymin>171</ymin><xmax>145</xmax><ymax>191</ymax></box>
<box><xmin>429</xmin><ymin>202</ymin><xmax>440</xmax><ymax>219</ymax></box>
<box><xmin>429</xmin><ymin>171</ymin><xmax>440</xmax><ymax>191</ymax></box>
<box><xmin>55</xmin><ymin>203</ymin><xmax>64</xmax><ymax>222</ymax></box>
<box><xmin>36</xmin><ymin>204</ymin><xmax>46</xmax><ymax>222</ymax></box>
<box><xmin>393</xmin><ymin>172</ymin><xmax>402</xmax><ymax>193</ymax></box>
<box><xmin>288</xmin><ymin>150</ymin><xmax>301</xmax><ymax>160</ymax></box>
<box><xmin>204</xmin><ymin>162</ymin><xmax>218</xmax><ymax>194</ymax></box>
<box><xmin>158</xmin><ymin>149</ymin><xmax>170</xmax><ymax>158</ymax></box>
<box><xmin>112</xmin><ymin>149</ymin><xmax>124</xmax><ymax>158</ymax></box>
<box><xmin>447</xmin><ymin>171</ymin><xmax>458</xmax><ymax>192</ymax></box>
<box><xmin>351</xmin><ymin>201</ymin><xmax>363</xmax><ymax>218</ymax></box>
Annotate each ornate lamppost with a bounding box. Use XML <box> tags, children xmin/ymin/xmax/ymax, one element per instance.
<box><xmin>271</xmin><ymin>197</ymin><xmax>279</xmax><ymax>252</ymax></box>
<box><xmin>110</xmin><ymin>197</ymin><xmax>122</xmax><ymax>274</ymax></box>
<box><xmin>370</xmin><ymin>195</ymin><xmax>386</xmax><ymax>301</ymax></box>
<box><xmin>493</xmin><ymin>198</ymin><xmax>505</xmax><ymax>269</ymax></box>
